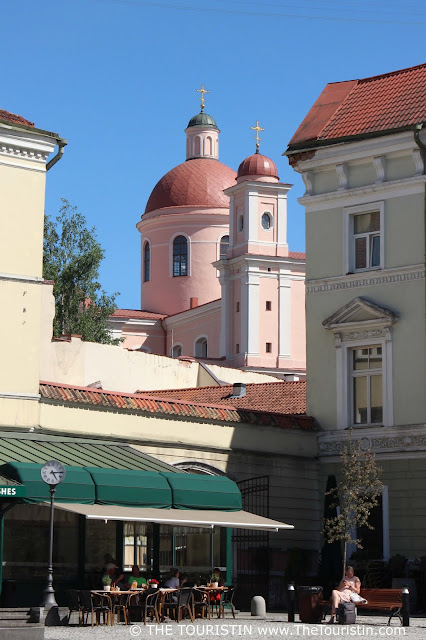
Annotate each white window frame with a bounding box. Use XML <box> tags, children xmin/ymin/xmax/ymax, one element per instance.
<box><xmin>351</xmin><ymin>345</ymin><xmax>383</xmax><ymax>427</ymax></box>
<box><xmin>344</xmin><ymin>201</ymin><xmax>384</xmax><ymax>274</ymax></box>
<box><xmin>194</xmin><ymin>335</ymin><xmax>208</xmax><ymax>359</ymax></box>
<box><xmin>169</xmin><ymin>232</ymin><xmax>191</xmax><ymax>278</ymax></box>
<box><xmin>335</xmin><ymin>334</ymin><xmax>393</xmax><ymax>429</ymax></box>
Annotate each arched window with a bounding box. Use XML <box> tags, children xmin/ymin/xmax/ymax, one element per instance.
<box><xmin>173</xmin><ymin>236</ymin><xmax>188</xmax><ymax>277</ymax></box>
<box><xmin>195</xmin><ymin>337</ymin><xmax>208</xmax><ymax>358</ymax></box>
<box><xmin>172</xmin><ymin>344</ymin><xmax>182</xmax><ymax>358</ymax></box>
<box><xmin>205</xmin><ymin>136</ymin><xmax>212</xmax><ymax>156</ymax></box>
<box><xmin>143</xmin><ymin>241</ymin><xmax>150</xmax><ymax>282</ymax></box>
<box><xmin>220</xmin><ymin>235</ymin><xmax>229</xmax><ymax>260</ymax></box>
<box><xmin>261</xmin><ymin>212</ymin><xmax>272</xmax><ymax>230</ymax></box>
<box><xmin>195</xmin><ymin>136</ymin><xmax>202</xmax><ymax>155</ymax></box>
<box><xmin>238</xmin><ymin>215</ymin><xmax>244</xmax><ymax>232</ymax></box>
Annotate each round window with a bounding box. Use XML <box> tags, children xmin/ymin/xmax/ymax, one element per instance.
<box><xmin>261</xmin><ymin>213</ymin><xmax>272</xmax><ymax>230</ymax></box>
<box><xmin>239</xmin><ymin>215</ymin><xmax>244</xmax><ymax>232</ymax></box>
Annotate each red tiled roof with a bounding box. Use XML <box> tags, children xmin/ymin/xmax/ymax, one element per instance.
<box><xmin>288</xmin><ymin>63</ymin><xmax>426</xmax><ymax>147</ymax></box>
<box><xmin>111</xmin><ymin>309</ymin><xmax>167</xmax><ymax>320</ymax></box>
<box><xmin>140</xmin><ymin>381</ymin><xmax>307</xmax><ymax>415</ymax></box>
<box><xmin>39</xmin><ymin>381</ymin><xmax>315</xmax><ymax>431</ymax></box>
<box><xmin>0</xmin><ymin>109</ymin><xmax>34</xmax><ymax>127</ymax></box>
<box><xmin>237</xmin><ymin>153</ymin><xmax>278</xmax><ymax>179</ymax></box>
<box><xmin>288</xmin><ymin>251</ymin><xmax>305</xmax><ymax>261</ymax></box>
<box><xmin>145</xmin><ymin>158</ymin><xmax>236</xmax><ymax>214</ymax></box>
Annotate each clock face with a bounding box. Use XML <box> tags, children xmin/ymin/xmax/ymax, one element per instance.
<box><xmin>41</xmin><ymin>460</ymin><xmax>66</xmax><ymax>486</ymax></box>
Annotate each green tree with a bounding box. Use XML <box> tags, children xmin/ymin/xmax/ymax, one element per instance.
<box><xmin>43</xmin><ymin>198</ymin><xmax>120</xmax><ymax>344</ymax></box>
<box><xmin>323</xmin><ymin>432</ymin><xmax>383</xmax><ymax>577</ymax></box>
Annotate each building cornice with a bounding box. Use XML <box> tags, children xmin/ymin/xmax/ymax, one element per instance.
<box><xmin>318</xmin><ymin>423</ymin><xmax>426</xmax><ymax>461</ymax></box>
<box><xmin>0</xmin><ymin>128</ymin><xmax>57</xmax><ymax>169</ymax></box>
<box><xmin>306</xmin><ymin>263</ymin><xmax>425</xmax><ymax>294</ymax></box>
<box><xmin>299</xmin><ymin>175</ymin><xmax>426</xmax><ymax>211</ymax></box>
<box><xmin>223</xmin><ymin>180</ymin><xmax>292</xmax><ymax>196</ymax></box>
<box><xmin>290</xmin><ymin>130</ymin><xmax>423</xmax><ymax>171</ymax></box>
<box><xmin>163</xmin><ymin>300</ymin><xmax>221</xmax><ymax>328</ymax></box>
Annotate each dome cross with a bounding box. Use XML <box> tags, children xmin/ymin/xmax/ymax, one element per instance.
<box><xmin>196</xmin><ymin>84</ymin><xmax>209</xmax><ymax>111</ymax></box>
<box><xmin>250</xmin><ymin>120</ymin><xmax>265</xmax><ymax>153</ymax></box>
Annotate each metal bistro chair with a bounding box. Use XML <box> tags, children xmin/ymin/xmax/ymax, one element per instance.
<box><xmin>66</xmin><ymin>589</ymin><xmax>82</xmax><ymax>625</ymax></box>
<box><xmin>162</xmin><ymin>587</ymin><xmax>194</xmax><ymax>623</ymax></box>
<box><xmin>112</xmin><ymin>591</ymin><xmax>129</xmax><ymax>625</ymax></box>
<box><xmin>218</xmin><ymin>587</ymin><xmax>236</xmax><ymax>619</ymax></box>
<box><xmin>79</xmin><ymin>590</ymin><xmax>110</xmax><ymax>626</ymax></box>
<box><xmin>127</xmin><ymin>589</ymin><xmax>160</xmax><ymax>625</ymax></box>
<box><xmin>193</xmin><ymin>587</ymin><xmax>211</xmax><ymax>619</ymax></box>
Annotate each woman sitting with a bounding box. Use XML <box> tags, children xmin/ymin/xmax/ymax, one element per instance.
<box><xmin>328</xmin><ymin>565</ymin><xmax>361</xmax><ymax>623</ymax></box>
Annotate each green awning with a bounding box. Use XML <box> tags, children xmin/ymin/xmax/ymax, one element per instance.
<box><xmin>162</xmin><ymin>473</ymin><xmax>242</xmax><ymax>511</ymax></box>
<box><xmin>0</xmin><ymin>462</ymin><xmax>95</xmax><ymax>504</ymax></box>
<box><xmin>85</xmin><ymin>468</ymin><xmax>172</xmax><ymax>508</ymax></box>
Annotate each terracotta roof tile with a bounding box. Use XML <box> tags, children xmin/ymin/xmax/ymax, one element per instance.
<box><xmin>111</xmin><ymin>309</ymin><xmax>167</xmax><ymax>320</ymax></box>
<box><xmin>288</xmin><ymin>63</ymin><xmax>426</xmax><ymax>147</ymax></box>
<box><xmin>0</xmin><ymin>109</ymin><xmax>34</xmax><ymax>127</ymax></box>
<box><xmin>288</xmin><ymin>251</ymin><xmax>306</xmax><ymax>260</ymax></box>
<box><xmin>140</xmin><ymin>381</ymin><xmax>307</xmax><ymax>415</ymax></box>
<box><xmin>144</xmin><ymin>158</ymin><xmax>236</xmax><ymax>214</ymax></box>
<box><xmin>39</xmin><ymin>380</ymin><xmax>315</xmax><ymax>431</ymax></box>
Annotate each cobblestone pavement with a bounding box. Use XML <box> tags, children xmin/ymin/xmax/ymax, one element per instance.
<box><xmin>45</xmin><ymin>612</ymin><xmax>426</xmax><ymax>640</ymax></box>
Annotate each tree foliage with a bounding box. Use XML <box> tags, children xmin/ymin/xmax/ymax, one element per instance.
<box><xmin>43</xmin><ymin>198</ymin><xmax>120</xmax><ymax>344</ymax></box>
<box><xmin>323</xmin><ymin>432</ymin><xmax>383</xmax><ymax>577</ymax></box>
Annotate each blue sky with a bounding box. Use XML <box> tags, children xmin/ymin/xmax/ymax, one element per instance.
<box><xmin>2</xmin><ymin>0</ymin><xmax>425</xmax><ymax>309</ymax></box>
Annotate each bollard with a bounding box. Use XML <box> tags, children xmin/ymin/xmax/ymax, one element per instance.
<box><xmin>251</xmin><ymin>595</ymin><xmax>266</xmax><ymax>617</ymax></box>
<box><xmin>288</xmin><ymin>582</ymin><xmax>295</xmax><ymax>622</ymax></box>
<box><xmin>402</xmin><ymin>586</ymin><xmax>410</xmax><ymax>627</ymax></box>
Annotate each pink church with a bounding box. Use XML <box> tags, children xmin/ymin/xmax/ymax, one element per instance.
<box><xmin>109</xmin><ymin>103</ymin><xmax>306</xmax><ymax>379</ymax></box>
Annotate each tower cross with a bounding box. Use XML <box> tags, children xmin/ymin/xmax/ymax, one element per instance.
<box><xmin>196</xmin><ymin>84</ymin><xmax>209</xmax><ymax>111</ymax></box>
<box><xmin>250</xmin><ymin>120</ymin><xmax>265</xmax><ymax>152</ymax></box>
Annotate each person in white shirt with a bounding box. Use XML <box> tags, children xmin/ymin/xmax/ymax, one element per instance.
<box><xmin>164</xmin><ymin>568</ymin><xmax>187</xmax><ymax>589</ymax></box>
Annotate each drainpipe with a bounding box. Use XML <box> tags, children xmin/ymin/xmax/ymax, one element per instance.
<box><xmin>46</xmin><ymin>137</ymin><xmax>67</xmax><ymax>171</ymax></box>
<box><xmin>413</xmin><ymin>125</ymin><xmax>426</xmax><ymax>294</ymax></box>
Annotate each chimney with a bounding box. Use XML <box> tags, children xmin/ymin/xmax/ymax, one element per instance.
<box><xmin>230</xmin><ymin>382</ymin><xmax>246</xmax><ymax>398</ymax></box>
<box><xmin>190</xmin><ymin>297</ymin><xmax>198</xmax><ymax>309</ymax></box>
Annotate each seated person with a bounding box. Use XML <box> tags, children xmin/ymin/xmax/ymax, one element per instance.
<box><xmin>210</xmin><ymin>567</ymin><xmax>225</xmax><ymax>604</ymax></box>
<box><xmin>164</xmin><ymin>567</ymin><xmax>187</xmax><ymax>589</ymax></box>
<box><xmin>128</xmin><ymin>565</ymin><xmax>147</xmax><ymax>587</ymax></box>
<box><xmin>104</xmin><ymin>562</ymin><xmax>126</xmax><ymax>589</ymax></box>
<box><xmin>328</xmin><ymin>565</ymin><xmax>361</xmax><ymax>623</ymax></box>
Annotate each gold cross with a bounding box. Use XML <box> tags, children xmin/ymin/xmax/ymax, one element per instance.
<box><xmin>196</xmin><ymin>84</ymin><xmax>209</xmax><ymax>111</ymax></box>
<box><xmin>250</xmin><ymin>120</ymin><xmax>265</xmax><ymax>152</ymax></box>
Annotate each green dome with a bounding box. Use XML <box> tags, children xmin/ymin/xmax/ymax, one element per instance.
<box><xmin>187</xmin><ymin>111</ymin><xmax>218</xmax><ymax>129</ymax></box>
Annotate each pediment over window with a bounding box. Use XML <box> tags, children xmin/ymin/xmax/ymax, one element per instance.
<box><xmin>322</xmin><ymin>297</ymin><xmax>397</xmax><ymax>330</ymax></box>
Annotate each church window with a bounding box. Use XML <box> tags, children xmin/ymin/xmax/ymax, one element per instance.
<box><xmin>236</xmin><ymin>302</ymin><xmax>240</xmax><ymax>312</ymax></box>
<box><xmin>195</xmin><ymin>337</ymin><xmax>208</xmax><ymax>358</ymax></box>
<box><xmin>266</xmin><ymin>342</ymin><xmax>272</xmax><ymax>353</ymax></box>
<box><xmin>238</xmin><ymin>215</ymin><xmax>244</xmax><ymax>232</ymax></box>
<box><xmin>173</xmin><ymin>236</ymin><xmax>188</xmax><ymax>277</ymax></box>
<box><xmin>220</xmin><ymin>235</ymin><xmax>229</xmax><ymax>260</ymax></box>
<box><xmin>261</xmin><ymin>212</ymin><xmax>272</xmax><ymax>230</ymax></box>
<box><xmin>172</xmin><ymin>344</ymin><xmax>183</xmax><ymax>358</ymax></box>
<box><xmin>236</xmin><ymin>344</ymin><xmax>239</xmax><ymax>354</ymax></box>
<box><xmin>143</xmin><ymin>241</ymin><xmax>150</xmax><ymax>282</ymax></box>
<box><xmin>351</xmin><ymin>346</ymin><xmax>383</xmax><ymax>425</ymax></box>
<box><xmin>195</xmin><ymin>136</ymin><xmax>202</xmax><ymax>155</ymax></box>
<box><xmin>266</xmin><ymin>301</ymin><xmax>272</xmax><ymax>311</ymax></box>
<box><xmin>205</xmin><ymin>136</ymin><xmax>213</xmax><ymax>156</ymax></box>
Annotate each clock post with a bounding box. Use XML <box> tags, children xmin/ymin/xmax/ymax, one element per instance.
<box><xmin>40</xmin><ymin>461</ymin><xmax>66</xmax><ymax>609</ymax></box>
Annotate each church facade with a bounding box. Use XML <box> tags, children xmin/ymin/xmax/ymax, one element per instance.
<box><xmin>108</xmin><ymin>105</ymin><xmax>306</xmax><ymax>379</ymax></box>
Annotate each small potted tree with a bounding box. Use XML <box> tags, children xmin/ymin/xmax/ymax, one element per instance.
<box><xmin>102</xmin><ymin>575</ymin><xmax>112</xmax><ymax>591</ymax></box>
